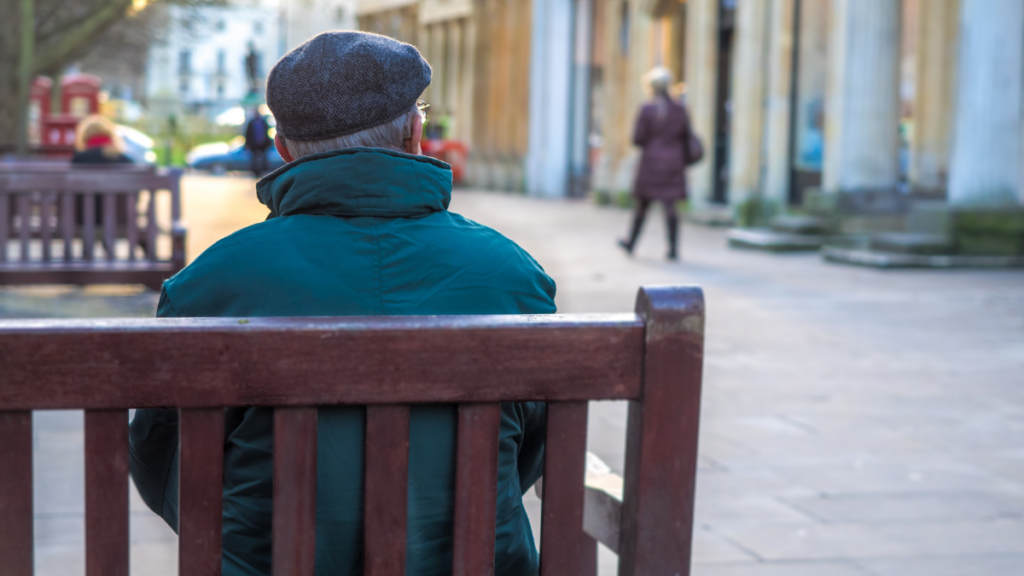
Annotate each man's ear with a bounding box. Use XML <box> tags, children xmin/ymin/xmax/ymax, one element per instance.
<box><xmin>274</xmin><ymin>133</ymin><xmax>294</xmax><ymax>163</ymax></box>
<box><xmin>404</xmin><ymin>114</ymin><xmax>423</xmax><ymax>155</ymax></box>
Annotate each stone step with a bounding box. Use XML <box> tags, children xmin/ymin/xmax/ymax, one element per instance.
<box><xmin>770</xmin><ymin>215</ymin><xmax>833</xmax><ymax>235</ymax></box>
<box><xmin>869</xmin><ymin>232</ymin><xmax>954</xmax><ymax>255</ymax></box>
<box><xmin>727</xmin><ymin>228</ymin><xmax>826</xmax><ymax>252</ymax></box>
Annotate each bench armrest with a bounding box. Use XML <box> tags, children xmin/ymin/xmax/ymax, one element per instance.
<box><xmin>171</xmin><ymin>220</ymin><xmax>187</xmax><ymax>270</ymax></box>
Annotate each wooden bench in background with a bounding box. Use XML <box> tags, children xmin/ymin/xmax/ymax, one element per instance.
<box><xmin>0</xmin><ymin>285</ymin><xmax>705</xmax><ymax>575</ymax></box>
<box><xmin>0</xmin><ymin>166</ymin><xmax>185</xmax><ymax>291</ymax></box>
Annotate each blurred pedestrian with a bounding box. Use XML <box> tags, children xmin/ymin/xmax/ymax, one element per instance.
<box><xmin>71</xmin><ymin>115</ymin><xmax>133</xmax><ymax>165</ymax></box>
<box><xmin>618</xmin><ymin>67</ymin><xmax>703</xmax><ymax>261</ymax></box>
<box><xmin>129</xmin><ymin>31</ymin><xmax>554</xmax><ymax>576</ymax></box>
<box><xmin>243</xmin><ymin>107</ymin><xmax>272</xmax><ymax>176</ymax></box>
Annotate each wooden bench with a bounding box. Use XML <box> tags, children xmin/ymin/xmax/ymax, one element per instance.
<box><xmin>0</xmin><ymin>285</ymin><xmax>705</xmax><ymax>575</ymax></box>
<box><xmin>0</xmin><ymin>167</ymin><xmax>185</xmax><ymax>290</ymax></box>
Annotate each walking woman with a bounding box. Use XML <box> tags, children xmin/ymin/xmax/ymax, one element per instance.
<box><xmin>618</xmin><ymin>67</ymin><xmax>702</xmax><ymax>260</ymax></box>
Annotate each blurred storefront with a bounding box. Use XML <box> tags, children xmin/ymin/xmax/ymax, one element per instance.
<box><xmin>354</xmin><ymin>0</ymin><xmax>1024</xmax><ymax>219</ymax></box>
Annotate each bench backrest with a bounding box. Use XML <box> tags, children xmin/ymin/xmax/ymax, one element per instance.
<box><xmin>0</xmin><ymin>168</ymin><xmax>183</xmax><ymax>269</ymax></box>
<box><xmin>0</xmin><ymin>286</ymin><xmax>705</xmax><ymax>576</ymax></box>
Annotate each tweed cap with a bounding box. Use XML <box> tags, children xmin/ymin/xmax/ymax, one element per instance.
<box><xmin>267</xmin><ymin>31</ymin><xmax>431</xmax><ymax>142</ymax></box>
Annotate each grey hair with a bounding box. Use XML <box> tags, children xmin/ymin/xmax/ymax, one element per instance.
<box><xmin>643</xmin><ymin>66</ymin><xmax>674</xmax><ymax>96</ymax></box>
<box><xmin>281</xmin><ymin>105</ymin><xmax>418</xmax><ymax>159</ymax></box>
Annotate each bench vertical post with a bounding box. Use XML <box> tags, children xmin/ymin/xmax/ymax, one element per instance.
<box><xmin>452</xmin><ymin>403</ymin><xmax>501</xmax><ymax>576</ymax></box>
<box><xmin>618</xmin><ymin>286</ymin><xmax>705</xmax><ymax>576</ymax></box>
<box><xmin>83</xmin><ymin>192</ymin><xmax>96</xmax><ymax>261</ymax></box>
<box><xmin>17</xmin><ymin>195</ymin><xmax>29</xmax><ymax>262</ymax></box>
<box><xmin>0</xmin><ymin>411</ymin><xmax>33</xmax><ymax>576</ymax></box>
<box><xmin>103</xmin><ymin>193</ymin><xmax>116</xmax><ymax>261</ymax></box>
<box><xmin>40</xmin><ymin>193</ymin><xmax>54</xmax><ymax>262</ymax></box>
<box><xmin>146</xmin><ymin>191</ymin><xmax>158</xmax><ymax>262</ymax></box>
<box><xmin>85</xmin><ymin>409</ymin><xmax>130</xmax><ymax>576</ymax></box>
<box><xmin>126</xmin><ymin>193</ymin><xmax>138</xmax><ymax>262</ymax></box>
<box><xmin>179</xmin><ymin>408</ymin><xmax>226</xmax><ymax>576</ymax></box>
<box><xmin>272</xmin><ymin>407</ymin><xmax>318</xmax><ymax>576</ymax></box>
<box><xmin>540</xmin><ymin>401</ymin><xmax>597</xmax><ymax>576</ymax></box>
<box><xmin>61</xmin><ymin>192</ymin><xmax>74</xmax><ymax>261</ymax></box>
<box><xmin>364</xmin><ymin>405</ymin><xmax>410</xmax><ymax>576</ymax></box>
<box><xmin>0</xmin><ymin>193</ymin><xmax>8</xmax><ymax>263</ymax></box>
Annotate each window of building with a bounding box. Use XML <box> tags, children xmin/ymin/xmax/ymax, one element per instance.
<box><xmin>216</xmin><ymin>19</ymin><xmax>225</xmax><ymax>31</ymax></box>
<box><xmin>254</xmin><ymin>20</ymin><xmax>263</xmax><ymax>34</ymax></box>
<box><xmin>217</xmin><ymin>50</ymin><xmax>226</xmax><ymax>75</ymax></box>
<box><xmin>178</xmin><ymin>50</ymin><xmax>192</xmax><ymax>76</ymax></box>
<box><xmin>334</xmin><ymin>7</ymin><xmax>346</xmax><ymax>24</ymax></box>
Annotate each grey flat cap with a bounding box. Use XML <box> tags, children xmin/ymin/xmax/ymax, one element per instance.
<box><xmin>267</xmin><ymin>31</ymin><xmax>431</xmax><ymax>142</ymax></box>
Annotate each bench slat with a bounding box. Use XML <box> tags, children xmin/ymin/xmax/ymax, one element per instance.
<box><xmin>61</xmin><ymin>192</ymin><xmax>74</xmax><ymax>261</ymax></box>
<box><xmin>452</xmin><ymin>403</ymin><xmax>501</xmax><ymax>576</ymax></box>
<box><xmin>83</xmin><ymin>192</ymin><xmax>96</xmax><ymax>261</ymax></box>
<box><xmin>540</xmin><ymin>402</ymin><xmax>596</xmax><ymax>576</ymax></box>
<box><xmin>0</xmin><ymin>411</ymin><xmax>33</xmax><ymax>576</ymax></box>
<box><xmin>126</xmin><ymin>193</ymin><xmax>138</xmax><ymax>262</ymax></box>
<box><xmin>103</xmin><ymin>193</ymin><xmax>116</xmax><ymax>262</ymax></box>
<box><xmin>17</xmin><ymin>195</ymin><xmax>29</xmax><ymax>262</ymax></box>
<box><xmin>364</xmin><ymin>404</ymin><xmax>410</xmax><ymax>576</ymax></box>
<box><xmin>619</xmin><ymin>286</ymin><xmax>705</xmax><ymax>576</ymax></box>
<box><xmin>179</xmin><ymin>408</ymin><xmax>225</xmax><ymax>576</ymax></box>
<box><xmin>85</xmin><ymin>409</ymin><xmax>129</xmax><ymax>576</ymax></box>
<box><xmin>0</xmin><ymin>196</ymin><xmax>8</xmax><ymax>262</ymax></box>
<box><xmin>147</xmin><ymin>191</ymin><xmax>158</xmax><ymax>262</ymax></box>
<box><xmin>41</xmin><ymin>192</ymin><xmax>54</xmax><ymax>262</ymax></box>
<box><xmin>0</xmin><ymin>315</ymin><xmax>643</xmax><ymax>410</ymax></box>
<box><xmin>272</xmin><ymin>407</ymin><xmax>318</xmax><ymax>576</ymax></box>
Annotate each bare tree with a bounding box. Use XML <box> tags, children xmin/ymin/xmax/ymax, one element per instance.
<box><xmin>0</xmin><ymin>0</ymin><xmax>219</xmax><ymax>153</ymax></box>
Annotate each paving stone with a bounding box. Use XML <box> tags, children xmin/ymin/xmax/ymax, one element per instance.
<box><xmin>860</xmin><ymin>552</ymin><xmax>1024</xmax><ymax>576</ymax></box>
<box><xmin>692</xmin><ymin>560</ymin><xmax>871</xmax><ymax>576</ymax></box>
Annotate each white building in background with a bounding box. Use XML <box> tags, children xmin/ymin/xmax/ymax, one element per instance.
<box><xmin>147</xmin><ymin>1</ymin><xmax>281</xmax><ymax>107</ymax></box>
<box><xmin>283</xmin><ymin>0</ymin><xmax>357</xmax><ymax>52</ymax></box>
<box><xmin>146</xmin><ymin>0</ymin><xmax>356</xmax><ymax>111</ymax></box>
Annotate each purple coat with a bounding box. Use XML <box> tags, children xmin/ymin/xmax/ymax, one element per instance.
<box><xmin>632</xmin><ymin>96</ymin><xmax>694</xmax><ymax>201</ymax></box>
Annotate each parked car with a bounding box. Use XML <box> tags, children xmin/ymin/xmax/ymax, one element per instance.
<box><xmin>186</xmin><ymin>140</ymin><xmax>285</xmax><ymax>174</ymax></box>
<box><xmin>116</xmin><ymin>125</ymin><xmax>157</xmax><ymax>165</ymax></box>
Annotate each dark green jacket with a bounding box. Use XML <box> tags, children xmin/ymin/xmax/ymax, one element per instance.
<box><xmin>128</xmin><ymin>148</ymin><xmax>556</xmax><ymax>576</ymax></box>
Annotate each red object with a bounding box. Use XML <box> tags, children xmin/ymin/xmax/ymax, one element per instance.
<box><xmin>85</xmin><ymin>135</ymin><xmax>113</xmax><ymax>148</ymax></box>
<box><xmin>60</xmin><ymin>74</ymin><xmax>102</xmax><ymax>117</ymax></box>
<box><xmin>421</xmin><ymin>139</ymin><xmax>468</xmax><ymax>184</ymax></box>
<box><xmin>39</xmin><ymin>115</ymin><xmax>81</xmax><ymax>157</ymax></box>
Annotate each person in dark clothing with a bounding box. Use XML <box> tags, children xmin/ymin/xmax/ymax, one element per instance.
<box><xmin>618</xmin><ymin>67</ymin><xmax>701</xmax><ymax>261</ymax></box>
<box><xmin>128</xmin><ymin>32</ymin><xmax>554</xmax><ymax>576</ymax></box>
<box><xmin>244</xmin><ymin>108</ymin><xmax>272</xmax><ymax>176</ymax></box>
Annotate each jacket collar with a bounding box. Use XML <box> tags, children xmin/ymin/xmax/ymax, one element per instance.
<box><xmin>256</xmin><ymin>147</ymin><xmax>452</xmax><ymax>218</ymax></box>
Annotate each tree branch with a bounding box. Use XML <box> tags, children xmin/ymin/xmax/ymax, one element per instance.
<box><xmin>33</xmin><ymin>0</ymin><xmax>133</xmax><ymax>75</ymax></box>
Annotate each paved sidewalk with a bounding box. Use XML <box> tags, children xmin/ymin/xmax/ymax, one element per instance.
<box><xmin>10</xmin><ymin>178</ymin><xmax>1024</xmax><ymax>575</ymax></box>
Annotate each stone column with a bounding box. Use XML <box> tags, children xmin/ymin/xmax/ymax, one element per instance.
<box><xmin>822</xmin><ymin>0</ymin><xmax>902</xmax><ymax>194</ymax></box>
<box><xmin>910</xmin><ymin>0</ymin><xmax>959</xmax><ymax>191</ymax></box>
<box><xmin>948</xmin><ymin>0</ymin><xmax>1024</xmax><ymax>206</ymax></box>
<box><xmin>683</xmin><ymin>0</ymin><xmax>719</xmax><ymax>211</ymax></box>
<box><xmin>526</xmin><ymin>0</ymin><xmax>574</xmax><ymax>197</ymax></box>
<box><xmin>430</xmin><ymin>24</ymin><xmax>447</xmax><ymax>117</ymax></box>
<box><xmin>761</xmin><ymin>0</ymin><xmax>796</xmax><ymax>208</ymax></box>
<box><xmin>568</xmin><ymin>0</ymin><xmax>595</xmax><ymax>197</ymax></box>
<box><xmin>445</xmin><ymin>20</ymin><xmax>462</xmax><ymax>138</ymax></box>
<box><xmin>459</xmin><ymin>17</ymin><xmax>476</xmax><ymax>144</ymax></box>
<box><xmin>792</xmin><ymin>0</ymin><xmax>829</xmax><ymax>176</ymax></box>
<box><xmin>726</xmin><ymin>0</ymin><xmax>770</xmax><ymax>210</ymax></box>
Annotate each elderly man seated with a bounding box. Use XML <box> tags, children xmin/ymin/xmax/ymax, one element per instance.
<box><xmin>128</xmin><ymin>31</ymin><xmax>555</xmax><ymax>576</ymax></box>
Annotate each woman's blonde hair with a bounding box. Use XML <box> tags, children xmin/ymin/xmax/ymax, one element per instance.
<box><xmin>75</xmin><ymin>115</ymin><xmax>124</xmax><ymax>156</ymax></box>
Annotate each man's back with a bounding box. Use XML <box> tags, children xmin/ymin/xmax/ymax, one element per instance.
<box><xmin>129</xmin><ymin>149</ymin><xmax>556</xmax><ymax>575</ymax></box>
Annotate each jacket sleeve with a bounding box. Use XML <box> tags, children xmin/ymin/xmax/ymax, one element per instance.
<box><xmin>632</xmin><ymin>105</ymin><xmax>652</xmax><ymax>147</ymax></box>
<box><xmin>128</xmin><ymin>288</ymin><xmax>182</xmax><ymax>531</ymax></box>
<box><xmin>516</xmin><ymin>402</ymin><xmax>547</xmax><ymax>494</ymax></box>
